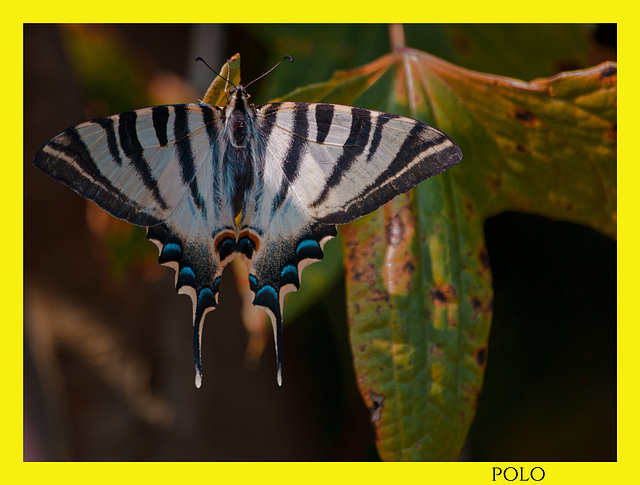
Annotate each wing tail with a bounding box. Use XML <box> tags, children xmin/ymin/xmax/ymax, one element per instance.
<box><xmin>242</xmin><ymin>222</ymin><xmax>337</xmax><ymax>386</ymax></box>
<box><xmin>147</xmin><ymin>222</ymin><xmax>230</xmax><ymax>388</ymax></box>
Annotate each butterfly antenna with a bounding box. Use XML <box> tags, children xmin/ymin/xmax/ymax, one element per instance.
<box><xmin>244</xmin><ymin>55</ymin><xmax>293</xmax><ymax>90</ymax></box>
<box><xmin>195</xmin><ymin>56</ymin><xmax>237</xmax><ymax>88</ymax></box>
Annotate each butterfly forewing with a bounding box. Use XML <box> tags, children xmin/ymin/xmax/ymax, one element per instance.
<box><xmin>256</xmin><ymin>102</ymin><xmax>462</xmax><ymax>224</ymax></box>
<box><xmin>34</xmin><ymin>78</ymin><xmax>462</xmax><ymax>388</ymax></box>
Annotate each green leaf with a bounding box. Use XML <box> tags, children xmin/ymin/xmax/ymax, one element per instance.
<box><xmin>419</xmin><ymin>52</ymin><xmax>617</xmax><ymax>238</ymax></box>
<box><xmin>279</xmin><ymin>46</ymin><xmax>615</xmax><ymax>460</ymax></box>
<box><xmin>202</xmin><ymin>53</ymin><xmax>242</xmax><ymax>106</ymax></box>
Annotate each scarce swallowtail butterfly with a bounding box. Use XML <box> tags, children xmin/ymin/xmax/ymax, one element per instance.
<box><xmin>33</xmin><ymin>56</ymin><xmax>462</xmax><ymax>388</ymax></box>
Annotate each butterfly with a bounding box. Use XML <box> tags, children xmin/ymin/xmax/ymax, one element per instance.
<box><xmin>33</xmin><ymin>56</ymin><xmax>462</xmax><ymax>388</ymax></box>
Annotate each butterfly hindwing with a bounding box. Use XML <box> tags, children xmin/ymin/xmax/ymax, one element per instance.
<box><xmin>237</xmin><ymin>175</ymin><xmax>337</xmax><ymax>384</ymax></box>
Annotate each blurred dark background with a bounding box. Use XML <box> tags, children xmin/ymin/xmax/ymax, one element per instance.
<box><xmin>23</xmin><ymin>24</ymin><xmax>616</xmax><ymax>461</ymax></box>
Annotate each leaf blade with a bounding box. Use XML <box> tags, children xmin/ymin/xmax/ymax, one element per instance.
<box><xmin>278</xmin><ymin>45</ymin><xmax>615</xmax><ymax>461</ymax></box>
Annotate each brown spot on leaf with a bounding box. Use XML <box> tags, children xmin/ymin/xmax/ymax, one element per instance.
<box><xmin>470</xmin><ymin>296</ymin><xmax>484</xmax><ymax>320</ymax></box>
<box><xmin>607</xmin><ymin>123</ymin><xmax>617</xmax><ymax>140</ymax></box>
<box><xmin>342</xmin><ymin>223</ymin><xmax>392</xmax><ymax>312</ymax></box>
<box><xmin>431</xmin><ymin>288</ymin><xmax>447</xmax><ymax>303</ymax></box>
<box><xmin>479</xmin><ymin>249</ymin><xmax>490</xmax><ymax>270</ymax></box>
<box><xmin>486</xmin><ymin>173</ymin><xmax>502</xmax><ymax>192</ymax></box>
<box><xmin>514</xmin><ymin>108</ymin><xmax>537</xmax><ymax>126</ymax></box>
<box><xmin>462</xmin><ymin>196</ymin><xmax>477</xmax><ymax>221</ymax></box>
<box><xmin>368</xmin><ymin>390</ymin><xmax>385</xmax><ymax>423</ymax></box>
<box><xmin>471</xmin><ymin>297</ymin><xmax>482</xmax><ymax>311</ymax></box>
<box><xmin>601</xmin><ymin>65</ymin><xmax>617</xmax><ymax>78</ymax></box>
<box><xmin>461</xmin><ymin>383</ymin><xmax>481</xmax><ymax>415</ymax></box>
<box><xmin>430</xmin><ymin>344</ymin><xmax>444</xmax><ymax>358</ymax></box>
<box><xmin>403</xmin><ymin>260</ymin><xmax>416</xmax><ymax>273</ymax></box>
<box><xmin>476</xmin><ymin>346</ymin><xmax>487</xmax><ymax>368</ymax></box>
<box><xmin>470</xmin><ymin>294</ymin><xmax>492</xmax><ymax>321</ymax></box>
<box><xmin>516</xmin><ymin>143</ymin><xmax>528</xmax><ymax>154</ymax></box>
<box><xmin>430</xmin><ymin>284</ymin><xmax>457</xmax><ymax>304</ymax></box>
<box><xmin>373</xmin><ymin>292</ymin><xmax>391</xmax><ymax>303</ymax></box>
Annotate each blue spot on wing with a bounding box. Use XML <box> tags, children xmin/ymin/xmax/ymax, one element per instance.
<box><xmin>217</xmin><ymin>237</ymin><xmax>236</xmax><ymax>261</ymax></box>
<box><xmin>280</xmin><ymin>264</ymin><xmax>299</xmax><ymax>287</ymax></box>
<box><xmin>237</xmin><ymin>236</ymin><xmax>256</xmax><ymax>259</ymax></box>
<box><xmin>296</xmin><ymin>239</ymin><xmax>319</xmax><ymax>252</ymax></box>
<box><xmin>159</xmin><ymin>242</ymin><xmax>181</xmax><ymax>264</ymax></box>
<box><xmin>296</xmin><ymin>238</ymin><xmax>323</xmax><ymax>261</ymax></box>
<box><xmin>248</xmin><ymin>274</ymin><xmax>258</xmax><ymax>293</ymax></box>
<box><xmin>198</xmin><ymin>287</ymin><xmax>215</xmax><ymax>306</ymax></box>
<box><xmin>281</xmin><ymin>265</ymin><xmax>297</xmax><ymax>278</ymax></box>
<box><xmin>254</xmin><ymin>285</ymin><xmax>279</xmax><ymax>316</ymax></box>
<box><xmin>164</xmin><ymin>242</ymin><xmax>181</xmax><ymax>253</ymax></box>
<box><xmin>177</xmin><ymin>266</ymin><xmax>196</xmax><ymax>289</ymax></box>
<box><xmin>256</xmin><ymin>285</ymin><xmax>278</xmax><ymax>301</ymax></box>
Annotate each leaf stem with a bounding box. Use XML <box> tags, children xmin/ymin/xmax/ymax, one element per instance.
<box><xmin>389</xmin><ymin>24</ymin><xmax>406</xmax><ymax>52</ymax></box>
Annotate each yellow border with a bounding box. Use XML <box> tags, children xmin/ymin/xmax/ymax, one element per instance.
<box><xmin>6</xmin><ymin>7</ymin><xmax>23</xmax><ymax>469</ymax></box>
<box><xmin>16</xmin><ymin>1</ymin><xmax>622</xmax><ymax>23</ymax></box>
<box><xmin>8</xmin><ymin>4</ymin><xmax>629</xmax><ymax>484</ymax></box>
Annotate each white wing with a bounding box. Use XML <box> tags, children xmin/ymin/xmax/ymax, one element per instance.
<box><xmin>34</xmin><ymin>103</ymin><xmax>237</xmax><ymax>387</ymax></box>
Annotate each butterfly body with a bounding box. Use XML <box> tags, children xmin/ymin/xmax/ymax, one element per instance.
<box><xmin>34</xmin><ymin>79</ymin><xmax>462</xmax><ymax>388</ymax></box>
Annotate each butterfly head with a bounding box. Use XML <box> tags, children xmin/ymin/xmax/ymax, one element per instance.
<box><xmin>228</xmin><ymin>84</ymin><xmax>250</xmax><ymax>102</ymax></box>
<box><xmin>226</xmin><ymin>85</ymin><xmax>253</xmax><ymax>112</ymax></box>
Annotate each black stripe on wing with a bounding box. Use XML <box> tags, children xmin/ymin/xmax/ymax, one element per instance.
<box><xmin>309</xmin><ymin>112</ymin><xmax>462</xmax><ymax>224</ymax></box>
<box><xmin>118</xmin><ymin>111</ymin><xmax>169</xmax><ymax>211</ymax></box>
<box><xmin>95</xmin><ymin>117</ymin><xmax>124</xmax><ymax>165</ymax></box>
<box><xmin>314</xmin><ymin>104</ymin><xmax>335</xmax><ymax>144</ymax></box>
<box><xmin>365</xmin><ymin>112</ymin><xmax>397</xmax><ymax>162</ymax></box>
<box><xmin>271</xmin><ymin>103</ymin><xmax>309</xmax><ymax>215</ymax></box>
<box><xmin>174</xmin><ymin>105</ymin><xmax>207</xmax><ymax>216</ymax></box>
<box><xmin>311</xmin><ymin>106</ymin><xmax>373</xmax><ymax>208</ymax></box>
<box><xmin>152</xmin><ymin>105</ymin><xmax>170</xmax><ymax>146</ymax></box>
<box><xmin>317</xmin><ymin>124</ymin><xmax>462</xmax><ymax>224</ymax></box>
<box><xmin>34</xmin><ymin>126</ymin><xmax>164</xmax><ymax>227</ymax></box>
<box><xmin>34</xmin><ymin>104</ymin><xmax>224</xmax><ymax>228</ymax></box>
